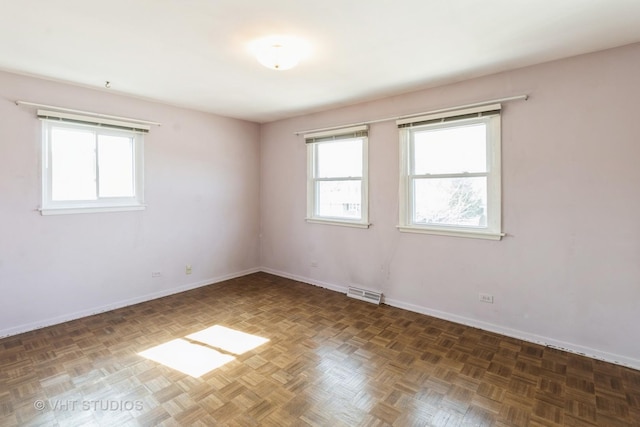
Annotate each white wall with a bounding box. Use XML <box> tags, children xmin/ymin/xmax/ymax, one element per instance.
<box><xmin>259</xmin><ymin>43</ymin><xmax>640</xmax><ymax>369</ymax></box>
<box><xmin>0</xmin><ymin>71</ymin><xmax>261</xmax><ymax>336</ymax></box>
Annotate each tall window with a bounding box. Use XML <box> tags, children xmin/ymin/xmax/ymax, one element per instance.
<box><xmin>306</xmin><ymin>125</ymin><xmax>369</xmax><ymax>228</ymax></box>
<box><xmin>398</xmin><ymin>104</ymin><xmax>503</xmax><ymax>240</ymax></box>
<box><xmin>40</xmin><ymin>110</ymin><xmax>147</xmax><ymax>215</ymax></box>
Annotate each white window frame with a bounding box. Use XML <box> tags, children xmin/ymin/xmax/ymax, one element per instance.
<box><xmin>397</xmin><ymin>104</ymin><xmax>503</xmax><ymax>240</ymax></box>
<box><xmin>305</xmin><ymin>125</ymin><xmax>370</xmax><ymax>228</ymax></box>
<box><xmin>39</xmin><ymin>110</ymin><xmax>147</xmax><ymax>215</ymax></box>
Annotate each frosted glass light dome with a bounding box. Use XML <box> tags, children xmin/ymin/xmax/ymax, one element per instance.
<box><xmin>250</xmin><ymin>36</ymin><xmax>310</xmax><ymax>70</ymax></box>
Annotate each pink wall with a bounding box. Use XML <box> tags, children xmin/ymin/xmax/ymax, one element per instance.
<box><xmin>259</xmin><ymin>43</ymin><xmax>640</xmax><ymax>368</ymax></box>
<box><xmin>2</xmin><ymin>43</ymin><xmax>638</xmax><ymax>369</ymax></box>
<box><xmin>0</xmin><ymin>71</ymin><xmax>261</xmax><ymax>336</ymax></box>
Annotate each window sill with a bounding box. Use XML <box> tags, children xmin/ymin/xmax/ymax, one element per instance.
<box><xmin>306</xmin><ymin>218</ymin><xmax>371</xmax><ymax>229</ymax></box>
<box><xmin>40</xmin><ymin>205</ymin><xmax>146</xmax><ymax>216</ymax></box>
<box><xmin>397</xmin><ymin>225</ymin><xmax>504</xmax><ymax>240</ymax></box>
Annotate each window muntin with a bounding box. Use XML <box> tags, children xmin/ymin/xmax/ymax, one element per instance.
<box><xmin>399</xmin><ymin>106</ymin><xmax>502</xmax><ymax>239</ymax></box>
<box><xmin>306</xmin><ymin>126</ymin><xmax>369</xmax><ymax>227</ymax></box>
<box><xmin>41</xmin><ymin>119</ymin><xmax>145</xmax><ymax>215</ymax></box>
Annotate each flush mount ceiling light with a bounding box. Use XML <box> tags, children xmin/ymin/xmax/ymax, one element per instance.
<box><xmin>249</xmin><ymin>35</ymin><xmax>310</xmax><ymax>71</ymax></box>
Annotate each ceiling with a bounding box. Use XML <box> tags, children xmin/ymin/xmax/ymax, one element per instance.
<box><xmin>2</xmin><ymin>1</ymin><xmax>640</xmax><ymax>123</ymax></box>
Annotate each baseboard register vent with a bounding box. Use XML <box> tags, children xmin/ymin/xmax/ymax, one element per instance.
<box><xmin>347</xmin><ymin>286</ymin><xmax>383</xmax><ymax>305</ymax></box>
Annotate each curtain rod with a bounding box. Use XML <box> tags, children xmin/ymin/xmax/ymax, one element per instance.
<box><xmin>15</xmin><ymin>100</ymin><xmax>161</xmax><ymax>126</ymax></box>
<box><xmin>294</xmin><ymin>94</ymin><xmax>528</xmax><ymax>135</ymax></box>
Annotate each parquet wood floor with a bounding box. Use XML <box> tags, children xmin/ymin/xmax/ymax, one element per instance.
<box><xmin>1</xmin><ymin>272</ymin><xmax>639</xmax><ymax>426</ymax></box>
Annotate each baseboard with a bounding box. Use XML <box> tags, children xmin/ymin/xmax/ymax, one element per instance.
<box><xmin>5</xmin><ymin>267</ymin><xmax>639</xmax><ymax>371</ymax></box>
<box><xmin>260</xmin><ymin>267</ymin><xmax>349</xmax><ymax>294</ymax></box>
<box><xmin>260</xmin><ymin>268</ymin><xmax>640</xmax><ymax>371</ymax></box>
<box><xmin>0</xmin><ymin>267</ymin><xmax>261</xmax><ymax>339</ymax></box>
<box><xmin>383</xmin><ymin>297</ymin><xmax>640</xmax><ymax>371</ymax></box>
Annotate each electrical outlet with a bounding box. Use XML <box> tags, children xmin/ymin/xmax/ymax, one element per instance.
<box><xmin>479</xmin><ymin>293</ymin><xmax>494</xmax><ymax>303</ymax></box>
<box><xmin>186</xmin><ymin>265</ymin><xmax>192</xmax><ymax>275</ymax></box>
<box><xmin>151</xmin><ymin>272</ymin><xmax>161</xmax><ymax>278</ymax></box>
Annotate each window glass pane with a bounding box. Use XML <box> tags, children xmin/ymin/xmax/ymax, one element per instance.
<box><xmin>316</xmin><ymin>180</ymin><xmax>361</xmax><ymax>219</ymax></box>
<box><xmin>413</xmin><ymin>177</ymin><xmax>487</xmax><ymax>227</ymax></box>
<box><xmin>413</xmin><ymin>123</ymin><xmax>486</xmax><ymax>174</ymax></box>
<box><xmin>51</xmin><ymin>128</ymin><xmax>97</xmax><ymax>201</ymax></box>
<box><xmin>317</xmin><ymin>138</ymin><xmax>362</xmax><ymax>178</ymax></box>
<box><xmin>98</xmin><ymin>135</ymin><xmax>135</xmax><ymax>197</ymax></box>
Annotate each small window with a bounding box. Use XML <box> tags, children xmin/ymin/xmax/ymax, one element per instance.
<box><xmin>398</xmin><ymin>104</ymin><xmax>503</xmax><ymax>240</ymax></box>
<box><xmin>306</xmin><ymin>125</ymin><xmax>369</xmax><ymax>228</ymax></box>
<box><xmin>40</xmin><ymin>110</ymin><xmax>146</xmax><ymax>215</ymax></box>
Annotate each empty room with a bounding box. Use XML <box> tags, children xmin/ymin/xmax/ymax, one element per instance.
<box><xmin>1</xmin><ymin>1</ymin><xmax>639</xmax><ymax>426</ymax></box>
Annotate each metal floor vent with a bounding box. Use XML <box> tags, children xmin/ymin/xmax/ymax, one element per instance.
<box><xmin>347</xmin><ymin>286</ymin><xmax>382</xmax><ymax>305</ymax></box>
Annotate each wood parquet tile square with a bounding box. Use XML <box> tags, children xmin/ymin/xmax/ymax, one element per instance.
<box><xmin>1</xmin><ymin>272</ymin><xmax>639</xmax><ymax>426</ymax></box>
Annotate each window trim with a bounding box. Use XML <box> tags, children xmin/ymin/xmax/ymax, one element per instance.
<box><xmin>397</xmin><ymin>104</ymin><xmax>504</xmax><ymax>240</ymax></box>
<box><xmin>40</xmin><ymin>115</ymin><xmax>146</xmax><ymax>216</ymax></box>
<box><xmin>305</xmin><ymin>125</ymin><xmax>370</xmax><ymax>228</ymax></box>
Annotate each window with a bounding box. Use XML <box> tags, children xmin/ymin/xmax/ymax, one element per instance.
<box><xmin>306</xmin><ymin>125</ymin><xmax>369</xmax><ymax>228</ymax></box>
<box><xmin>40</xmin><ymin>110</ymin><xmax>147</xmax><ymax>215</ymax></box>
<box><xmin>398</xmin><ymin>104</ymin><xmax>503</xmax><ymax>240</ymax></box>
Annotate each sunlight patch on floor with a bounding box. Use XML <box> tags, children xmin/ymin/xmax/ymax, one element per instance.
<box><xmin>138</xmin><ymin>325</ymin><xmax>269</xmax><ymax>377</ymax></box>
<box><xmin>187</xmin><ymin>325</ymin><xmax>270</xmax><ymax>355</ymax></box>
<box><xmin>139</xmin><ymin>338</ymin><xmax>234</xmax><ymax>377</ymax></box>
